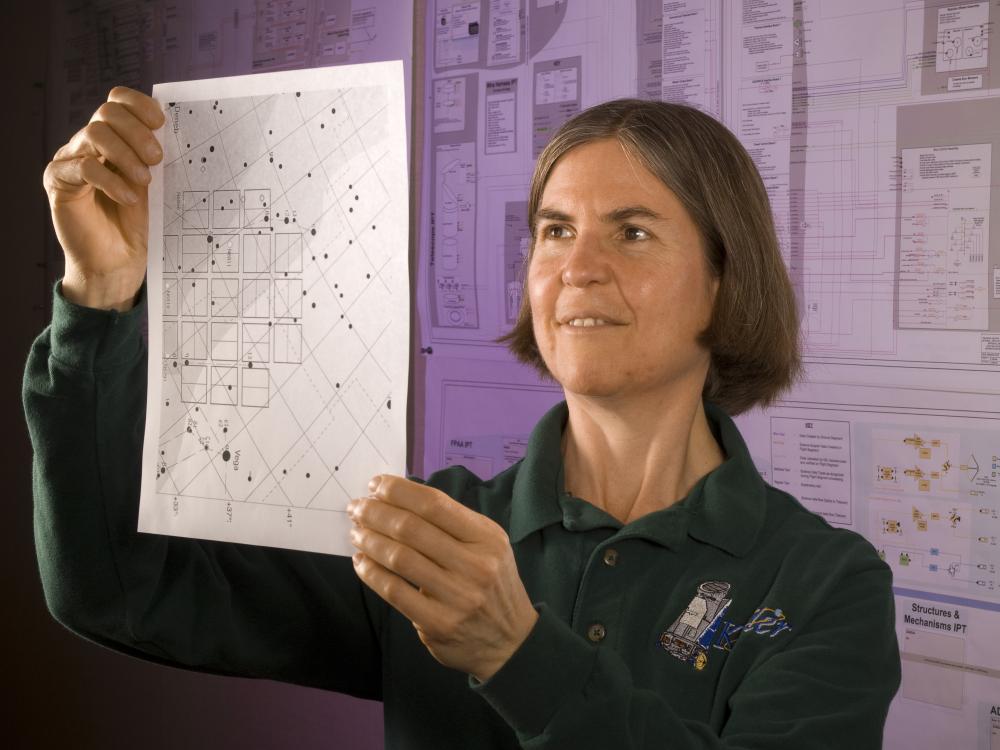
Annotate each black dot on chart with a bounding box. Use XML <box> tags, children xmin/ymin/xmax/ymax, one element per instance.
<box><xmin>311</xmin><ymin>302</ymin><xmax>316</xmax><ymax>308</ymax></box>
<box><xmin>165</xmin><ymin>401</ymin><xmax>170</xmax><ymax>406</ymax></box>
<box><xmin>248</xmin><ymin>475</ymin><xmax>252</xmax><ymax>482</ymax></box>
<box><xmin>188</xmin><ymin>109</ymin><xmax>192</xmax><ymax>114</ymax></box>
<box><xmin>268</xmin><ymin>321</ymin><xmax>272</xmax><ymax>327</ymax></box>
<box><xmin>324</xmin><ymin>253</ymin><xmax>328</xmax><ymax>259</ymax></box>
<box><xmin>355</xmin><ymin>195</ymin><xmax>359</xmax><ymax>201</ymax></box>
<box><xmin>187</xmin><ymin>159</ymin><xmax>192</xmax><ymax>164</ymax></box>
<box><xmin>284</xmin><ymin>217</ymin><xmax>289</xmax><ymax>224</ymax></box>
<box><xmin>201</xmin><ymin>157</ymin><xmax>206</xmax><ymax>163</ymax></box>
<box><xmin>312</xmin><ymin>255</ymin><xmax>316</xmax><ymax>261</ymax></box>
<box><xmin>204</xmin><ymin>445</ymin><xmax>209</xmax><ymax>451</ymax></box>
<box><xmin>161</xmin><ymin>450</ymin><xmax>165</xmax><ymax>456</ymax></box>
<box><xmin>372</xmin><ymin>225</ymin><xmax>376</xmax><ymax>230</ymax></box>
<box><xmin>336</xmin><ymin>382</ymin><xmax>340</xmax><ymax>388</ymax></box>
<box><xmin>269</xmin><ymin>129</ymin><xmax>273</xmax><ymax>134</ymax></box>
<box><xmin>307</xmin><ymin>172</ymin><xmax>312</xmax><ymax>178</ymax></box>
<box><xmin>334</xmin><ymin>466</ymin><xmax>339</xmax><ymax>472</ymax></box>
<box><xmin>209</xmin><ymin>146</ymin><xmax>215</xmax><ymax>152</ymax></box>
<box><xmin>195</xmin><ymin>407</ymin><xmax>199</xmax><ymax>412</ymax></box>
<box><xmin>223</xmin><ymin>427</ymin><xmax>228</xmax><ymax>433</ymax></box>
<box><xmin>269</xmin><ymin>157</ymin><xmax>273</xmax><ymax>163</ymax></box>
<box><xmin>334</xmin><ymin>283</ymin><xmax>339</xmax><ymax>289</ymax></box>
<box><xmin>192</xmin><ymin>282</ymin><xmax>196</xmax><ymax>286</ymax></box>
<box><xmin>296</xmin><ymin>91</ymin><xmax>300</xmax><ymax>97</ymax></box>
<box><xmin>172</xmin><ymin>361</ymin><xmax>177</xmax><ymax>368</ymax></box>
<box><xmin>278</xmin><ymin>164</ymin><xmax>283</xmax><ymax>169</ymax></box>
<box><xmin>349</xmin><ymin>240</ymin><xmax>352</xmax><ymax>244</ymax></box>
<box><xmin>348</xmin><ymin>323</ymin><xmax>352</xmax><ymax>329</ymax></box>
<box><xmin>248</xmin><ymin>361</ymin><xmax>253</xmax><ymax>368</ymax></box>
<box><xmin>340</xmin><ymin>314</ymin><xmax>344</xmax><ymax>319</ymax></box>
<box><xmin>366</xmin><ymin>273</ymin><xmax>370</xmax><ymax>279</ymax></box>
<box><xmin>302</xmin><ymin>290</ymin><xmax>307</xmax><ymax>296</ymax></box>
<box><xmin>207</xmin><ymin>235</ymin><xmax>213</xmax><ymax>242</ymax></box>
<box><xmin>184</xmin><ymin>359</ymin><xmax>189</xmax><ymax>365</ymax></box>
<box><xmin>339</xmin><ymin>293</ymin><xmax>343</xmax><ymax>298</ymax></box>
<box><xmin>348</xmin><ymin>207</ymin><xmax>353</xmax><ymax>212</ymax></box>
<box><xmin>306</xmin><ymin>473</ymin><xmax>310</xmax><ymax>478</ymax></box>
<box><xmin>283</xmin><ymin>469</ymin><xmax>287</xmax><ymax>475</ymax></box>
<box><xmin>387</xmin><ymin>399</ymin><xmax>392</xmax><ymax>410</ymax></box>
<box><xmin>186</xmin><ymin>143</ymin><xmax>190</xmax><ymax>148</ymax></box>
<box><xmin>186</xmin><ymin>427</ymin><xmax>192</xmax><ymax>433</ymax></box>
<box><xmin>310</xmin><ymin>228</ymin><xmax>316</xmax><ymax>236</ymax></box>
<box><xmin>243</xmin><ymin>162</ymin><xmax>248</xmax><ymax>168</ymax></box>
<box><xmin>202</xmin><ymin>197</ymin><xmax>207</xmax><ymax>203</ymax></box>
<box><xmin>331</xmin><ymin>107</ymin><xmax>336</xmax><ymax>114</ymax></box>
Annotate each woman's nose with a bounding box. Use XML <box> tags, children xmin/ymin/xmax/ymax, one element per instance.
<box><xmin>560</xmin><ymin>232</ymin><xmax>611</xmax><ymax>288</ymax></box>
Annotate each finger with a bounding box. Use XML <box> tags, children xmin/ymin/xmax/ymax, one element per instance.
<box><xmin>349</xmin><ymin>496</ymin><xmax>470</xmax><ymax>571</ymax></box>
<box><xmin>45</xmin><ymin>155</ymin><xmax>139</xmax><ymax>206</ymax></box>
<box><xmin>91</xmin><ymin>101</ymin><xmax>162</xmax><ymax>168</ymax></box>
<box><xmin>353</xmin><ymin>551</ymin><xmax>443</xmax><ymax>626</ymax></box>
<box><xmin>350</xmin><ymin>525</ymin><xmax>466</xmax><ymax>602</ymax></box>
<box><xmin>80</xmin><ymin>119</ymin><xmax>152</xmax><ymax>185</ymax></box>
<box><xmin>369</xmin><ymin>475</ymin><xmax>489</xmax><ymax>543</ymax></box>
<box><xmin>107</xmin><ymin>85</ymin><xmax>166</xmax><ymax>131</ymax></box>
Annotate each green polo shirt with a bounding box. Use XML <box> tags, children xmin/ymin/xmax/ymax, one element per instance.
<box><xmin>23</xmin><ymin>285</ymin><xmax>900</xmax><ymax>749</ymax></box>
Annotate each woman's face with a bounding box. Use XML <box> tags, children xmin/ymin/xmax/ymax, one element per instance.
<box><xmin>528</xmin><ymin>138</ymin><xmax>719</xmax><ymax>401</ymax></box>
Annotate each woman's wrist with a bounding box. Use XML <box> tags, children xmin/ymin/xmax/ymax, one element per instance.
<box><xmin>61</xmin><ymin>266</ymin><xmax>144</xmax><ymax>312</ymax></box>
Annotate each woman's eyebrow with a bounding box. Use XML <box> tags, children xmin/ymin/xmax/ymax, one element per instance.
<box><xmin>534</xmin><ymin>205</ymin><xmax>664</xmax><ymax>223</ymax></box>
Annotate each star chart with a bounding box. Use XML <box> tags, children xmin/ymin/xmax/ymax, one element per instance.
<box><xmin>139</xmin><ymin>63</ymin><xmax>408</xmax><ymax>556</ymax></box>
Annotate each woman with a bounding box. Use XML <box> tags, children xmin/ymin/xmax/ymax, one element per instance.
<box><xmin>26</xmin><ymin>88</ymin><xmax>899</xmax><ymax>748</ymax></box>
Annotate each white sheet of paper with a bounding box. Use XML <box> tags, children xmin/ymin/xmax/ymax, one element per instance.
<box><xmin>139</xmin><ymin>61</ymin><xmax>409</xmax><ymax>556</ymax></box>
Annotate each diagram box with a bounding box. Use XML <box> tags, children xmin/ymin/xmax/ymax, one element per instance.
<box><xmin>163</xmin><ymin>235</ymin><xmax>180</xmax><ymax>272</ymax></box>
<box><xmin>182</xmin><ymin>234</ymin><xmax>211</xmax><ymax>273</ymax></box>
<box><xmin>242</xmin><ymin>323</ymin><xmax>270</xmax><ymax>363</ymax></box>
<box><xmin>181</xmin><ymin>321</ymin><xmax>208</xmax><ymax>361</ymax></box>
<box><xmin>211</xmin><ymin>322</ymin><xmax>238</xmax><ymax>361</ymax></box>
<box><xmin>241</xmin><ymin>279</ymin><xmax>270</xmax><ymax>317</ymax></box>
<box><xmin>213</xmin><ymin>190</ymin><xmax>241</xmax><ymax>229</ymax></box>
<box><xmin>211</xmin><ymin>277</ymin><xmax>240</xmax><ymax>317</ymax></box>
<box><xmin>181</xmin><ymin>278</ymin><xmax>208</xmax><ymax>317</ymax></box>
<box><xmin>243</xmin><ymin>233</ymin><xmax>272</xmax><ymax>273</ymax></box>
<box><xmin>212</xmin><ymin>234</ymin><xmax>240</xmax><ymax>273</ymax></box>
<box><xmin>242</xmin><ymin>367</ymin><xmax>270</xmax><ymax>407</ymax></box>
<box><xmin>181</xmin><ymin>365</ymin><xmax>207</xmax><ymax>403</ymax></box>
<box><xmin>163</xmin><ymin>277</ymin><xmax>179</xmax><ymax>316</ymax></box>
<box><xmin>183</xmin><ymin>191</ymin><xmax>210</xmax><ymax>229</ymax></box>
<box><xmin>274</xmin><ymin>278</ymin><xmax>304</xmax><ymax>318</ymax></box>
<box><xmin>163</xmin><ymin>321</ymin><xmax>179</xmax><ymax>360</ymax></box>
<box><xmin>244</xmin><ymin>189</ymin><xmax>271</xmax><ymax>228</ymax></box>
<box><xmin>273</xmin><ymin>324</ymin><xmax>303</xmax><ymax>364</ymax></box>
<box><xmin>275</xmin><ymin>233</ymin><xmax>303</xmax><ymax>272</ymax></box>
<box><xmin>210</xmin><ymin>366</ymin><xmax>239</xmax><ymax>405</ymax></box>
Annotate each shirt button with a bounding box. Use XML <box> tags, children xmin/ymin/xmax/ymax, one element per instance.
<box><xmin>587</xmin><ymin>623</ymin><xmax>607</xmax><ymax>643</ymax></box>
<box><xmin>602</xmin><ymin>548</ymin><xmax>619</xmax><ymax>567</ymax></box>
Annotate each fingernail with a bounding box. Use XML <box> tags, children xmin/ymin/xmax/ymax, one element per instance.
<box><xmin>124</xmin><ymin>189</ymin><xmax>139</xmax><ymax>204</ymax></box>
<box><xmin>368</xmin><ymin>476</ymin><xmax>380</xmax><ymax>493</ymax></box>
<box><xmin>345</xmin><ymin>501</ymin><xmax>356</xmax><ymax>517</ymax></box>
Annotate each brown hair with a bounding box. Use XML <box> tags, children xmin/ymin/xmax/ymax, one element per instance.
<box><xmin>499</xmin><ymin>98</ymin><xmax>800</xmax><ymax>415</ymax></box>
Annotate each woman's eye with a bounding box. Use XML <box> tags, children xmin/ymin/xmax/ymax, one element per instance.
<box><xmin>623</xmin><ymin>226</ymin><xmax>649</xmax><ymax>241</ymax></box>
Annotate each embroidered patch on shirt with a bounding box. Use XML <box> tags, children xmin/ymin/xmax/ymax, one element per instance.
<box><xmin>658</xmin><ymin>581</ymin><xmax>793</xmax><ymax>670</ymax></box>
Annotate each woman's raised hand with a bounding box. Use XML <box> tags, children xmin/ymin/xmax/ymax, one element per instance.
<box><xmin>43</xmin><ymin>86</ymin><xmax>165</xmax><ymax>311</ymax></box>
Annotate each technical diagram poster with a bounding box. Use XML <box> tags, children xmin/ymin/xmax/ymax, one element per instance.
<box><xmin>140</xmin><ymin>61</ymin><xmax>409</xmax><ymax>556</ymax></box>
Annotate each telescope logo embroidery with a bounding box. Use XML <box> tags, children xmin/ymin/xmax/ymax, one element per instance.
<box><xmin>658</xmin><ymin>581</ymin><xmax>793</xmax><ymax>670</ymax></box>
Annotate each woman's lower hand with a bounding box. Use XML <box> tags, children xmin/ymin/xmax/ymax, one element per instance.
<box><xmin>347</xmin><ymin>475</ymin><xmax>538</xmax><ymax>682</ymax></box>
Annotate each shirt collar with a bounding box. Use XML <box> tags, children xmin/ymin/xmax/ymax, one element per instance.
<box><xmin>509</xmin><ymin>400</ymin><xmax>768</xmax><ymax>557</ymax></box>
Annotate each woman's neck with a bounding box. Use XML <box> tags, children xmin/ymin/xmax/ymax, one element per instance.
<box><xmin>560</xmin><ymin>387</ymin><xmax>725</xmax><ymax>525</ymax></box>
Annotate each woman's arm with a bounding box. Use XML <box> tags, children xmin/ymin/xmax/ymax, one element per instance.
<box><xmin>23</xmin><ymin>286</ymin><xmax>384</xmax><ymax>697</ymax></box>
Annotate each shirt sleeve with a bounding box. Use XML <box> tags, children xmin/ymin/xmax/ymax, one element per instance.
<box><xmin>470</xmin><ymin>540</ymin><xmax>900</xmax><ymax>749</ymax></box>
<box><xmin>22</xmin><ymin>282</ymin><xmax>385</xmax><ymax>699</ymax></box>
